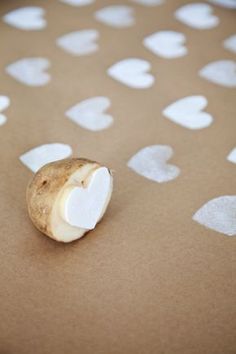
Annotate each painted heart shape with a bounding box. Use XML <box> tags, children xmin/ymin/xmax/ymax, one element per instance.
<box><xmin>3</xmin><ymin>6</ymin><xmax>46</xmax><ymax>30</ymax></box>
<box><xmin>66</xmin><ymin>97</ymin><xmax>113</xmax><ymax>131</ymax></box>
<box><xmin>20</xmin><ymin>143</ymin><xmax>72</xmax><ymax>172</ymax></box>
<box><xmin>163</xmin><ymin>96</ymin><xmax>213</xmax><ymax>130</ymax></box>
<box><xmin>227</xmin><ymin>147</ymin><xmax>236</xmax><ymax>164</ymax></box>
<box><xmin>208</xmin><ymin>0</ymin><xmax>236</xmax><ymax>9</ymax></box>
<box><xmin>144</xmin><ymin>31</ymin><xmax>187</xmax><ymax>59</ymax></box>
<box><xmin>175</xmin><ymin>3</ymin><xmax>219</xmax><ymax>29</ymax></box>
<box><xmin>131</xmin><ymin>0</ymin><xmax>164</xmax><ymax>6</ymax></box>
<box><xmin>6</xmin><ymin>58</ymin><xmax>51</xmax><ymax>87</ymax></box>
<box><xmin>107</xmin><ymin>58</ymin><xmax>154</xmax><ymax>89</ymax></box>
<box><xmin>223</xmin><ymin>34</ymin><xmax>236</xmax><ymax>54</ymax></box>
<box><xmin>56</xmin><ymin>30</ymin><xmax>99</xmax><ymax>56</ymax></box>
<box><xmin>63</xmin><ymin>167</ymin><xmax>112</xmax><ymax>229</ymax></box>
<box><xmin>60</xmin><ymin>0</ymin><xmax>95</xmax><ymax>6</ymax></box>
<box><xmin>95</xmin><ymin>5</ymin><xmax>135</xmax><ymax>28</ymax></box>
<box><xmin>199</xmin><ymin>60</ymin><xmax>236</xmax><ymax>88</ymax></box>
<box><xmin>193</xmin><ymin>196</ymin><xmax>236</xmax><ymax>236</ymax></box>
<box><xmin>127</xmin><ymin>145</ymin><xmax>180</xmax><ymax>183</ymax></box>
<box><xmin>0</xmin><ymin>95</ymin><xmax>10</xmax><ymax>126</ymax></box>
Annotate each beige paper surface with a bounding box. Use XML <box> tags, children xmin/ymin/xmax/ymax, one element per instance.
<box><xmin>0</xmin><ymin>1</ymin><xmax>235</xmax><ymax>353</ymax></box>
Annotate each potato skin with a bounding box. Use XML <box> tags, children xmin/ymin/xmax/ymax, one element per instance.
<box><xmin>26</xmin><ymin>158</ymin><xmax>97</xmax><ymax>238</ymax></box>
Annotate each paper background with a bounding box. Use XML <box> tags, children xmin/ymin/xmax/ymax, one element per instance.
<box><xmin>0</xmin><ymin>0</ymin><xmax>235</xmax><ymax>353</ymax></box>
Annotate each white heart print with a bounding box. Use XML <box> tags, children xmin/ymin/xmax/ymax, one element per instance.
<box><xmin>0</xmin><ymin>96</ymin><xmax>10</xmax><ymax>126</ymax></box>
<box><xmin>6</xmin><ymin>58</ymin><xmax>51</xmax><ymax>87</ymax></box>
<box><xmin>193</xmin><ymin>196</ymin><xmax>236</xmax><ymax>236</ymax></box>
<box><xmin>20</xmin><ymin>143</ymin><xmax>72</xmax><ymax>173</ymax></box>
<box><xmin>57</xmin><ymin>30</ymin><xmax>99</xmax><ymax>56</ymax></box>
<box><xmin>3</xmin><ymin>7</ymin><xmax>46</xmax><ymax>30</ymax></box>
<box><xmin>199</xmin><ymin>60</ymin><xmax>236</xmax><ymax>88</ymax></box>
<box><xmin>163</xmin><ymin>96</ymin><xmax>213</xmax><ymax>130</ymax></box>
<box><xmin>95</xmin><ymin>5</ymin><xmax>135</xmax><ymax>28</ymax></box>
<box><xmin>144</xmin><ymin>31</ymin><xmax>187</xmax><ymax>59</ymax></box>
<box><xmin>66</xmin><ymin>97</ymin><xmax>113</xmax><ymax>131</ymax></box>
<box><xmin>227</xmin><ymin>147</ymin><xmax>236</xmax><ymax>164</ymax></box>
<box><xmin>127</xmin><ymin>145</ymin><xmax>180</xmax><ymax>183</ymax></box>
<box><xmin>63</xmin><ymin>167</ymin><xmax>111</xmax><ymax>229</ymax></box>
<box><xmin>175</xmin><ymin>3</ymin><xmax>219</xmax><ymax>29</ymax></box>
<box><xmin>131</xmin><ymin>0</ymin><xmax>164</xmax><ymax>6</ymax></box>
<box><xmin>223</xmin><ymin>35</ymin><xmax>236</xmax><ymax>54</ymax></box>
<box><xmin>107</xmin><ymin>58</ymin><xmax>154</xmax><ymax>89</ymax></box>
<box><xmin>60</xmin><ymin>0</ymin><xmax>95</xmax><ymax>6</ymax></box>
<box><xmin>208</xmin><ymin>0</ymin><xmax>236</xmax><ymax>9</ymax></box>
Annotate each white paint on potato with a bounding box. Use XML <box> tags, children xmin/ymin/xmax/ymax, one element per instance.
<box><xmin>62</xmin><ymin>167</ymin><xmax>112</xmax><ymax>229</ymax></box>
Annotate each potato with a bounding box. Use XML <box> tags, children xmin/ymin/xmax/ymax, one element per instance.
<box><xmin>27</xmin><ymin>158</ymin><xmax>113</xmax><ymax>242</ymax></box>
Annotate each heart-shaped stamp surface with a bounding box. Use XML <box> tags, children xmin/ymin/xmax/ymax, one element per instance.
<box><xmin>227</xmin><ymin>147</ymin><xmax>236</xmax><ymax>164</ymax></box>
<box><xmin>223</xmin><ymin>34</ymin><xmax>236</xmax><ymax>54</ymax></box>
<box><xmin>95</xmin><ymin>5</ymin><xmax>135</xmax><ymax>28</ymax></box>
<box><xmin>66</xmin><ymin>97</ymin><xmax>113</xmax><ymax>131</ymax></box>
<box><xmin>193</xmin><ymin>196</ymin><xmax>236</xmax><ymax>236</ymax></box>
<box><xmin>20</xmin><ymin>143</ymin><xmax>72</xmax><ymax>173</ymax></box>
<box><xmin>0</xmin><ymin>95</ymin><xmax>10</xmax><ymax>126</ymax></box>
<box><xmin>175</xmin><ymin>3</ymin><xmax>219</xmax><ymax>29</ymax></box>
<box><xmin>56</xmin><ymin>30</ymin><xmax>99</xmax><ymax>56</ymax></box>
<box><xmin>60</xmin><ymin>0</ymin><xmax>95</xmax><ymax>6</ymax></box>
<box><xmin>131</xmin><ymin>0</ymin><xmax>164</xmax><ymax>6</ymax></box>
<box><xmin>127</xmin><ymin>145</ymin><xmax>180</xmax><ymax>183</ymax></box>
<box><xmin>163</xmin><ymin>96</ymin><xmax>213</xmax><ymax>130</ymax></box>
<box><xmin>208</xmin><ymin>0</ymin><xmax>236</xmax><ymax>9</ymax></box>
<box><xmin>199</xmin><ymin>60</ymin><xmax>236</xmax><ymax>88</ymax></box>
<box><xmin>3</xmin><ymin>6</ymin><xmax>46</xmax><ymax>30</ymax></box>
<box><xmin>6</xmin><ymin>58</ymin><xmax>51</xmax><ymax>86</ymax></box>
<box><xmin>107</xmin><ymin>58</ymin><xmax>154</xmax><ymax>89</ymax></box>
<box><xmin>62</xmin><ymin>167</ymin><xmax>112</xmax><ymax>230</ymax></box>
<box><xmin>144</xmin><ymin>31</ymin><xmax>187</xmax><ymax>59</ymax></box>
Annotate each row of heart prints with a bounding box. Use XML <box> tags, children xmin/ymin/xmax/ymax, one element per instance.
<box><xmin>1</xmin><ymin>0</ymin><xmax>236</xmax><ymax>237</ymax></box>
